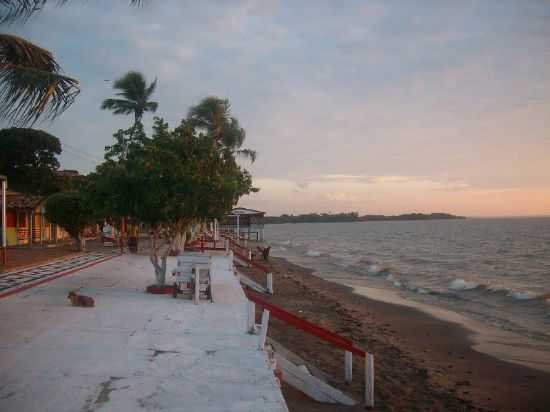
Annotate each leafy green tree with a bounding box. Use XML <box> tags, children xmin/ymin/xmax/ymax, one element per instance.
<box><xmin>44</xmin><ymin>192</ymin><xmax>93</xmax><ymax>251</ymax></box>
<box><xmin>0</xmin><ymin>127</ymin><xmax>62</xmax><ymax>194</ymax></box>
<box><xmin>104</xmin><ymin>122</ymin><xmax>148</xmax><ymax>162</ymax></box>
<box><xmin>86</xmin><ymin>114</ymin><xmax>256</xmax><ymax>286</ymax></box>
<box><xmin>187</xmin><ymin>96</ymin><xmax>256</xmax><ymax>162</ymax></box>
<box><xmin>101</xmin><ymin>71</ymin><xmax>158</xmax><ymax>127</ymax></box>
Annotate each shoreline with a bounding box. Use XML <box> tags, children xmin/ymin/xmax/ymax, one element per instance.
<box><xmin>349</xmin><ymin>283</ymin><xmax>550</xmax><ymax>374</ymax></box>
<box><xmin>241</xmin><ymin>254</ymin><xmax>550</xmax><ymax>411</ymax></box>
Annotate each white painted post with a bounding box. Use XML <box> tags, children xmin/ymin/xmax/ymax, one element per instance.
<box><xmin>258</xmin><ymin>309</ymin><xmax>270</xmax><ymax>350</ymax></box>
<box><xmin>247</xmin><ymin>300</ymin><xmax>256</xmax><ymax>333</ymax></box>
<box><xmin>266</xmin><ymin>272</ymin><xmax>273</xmax><ymax>294</ymax></box>
<box><xmin>365</xmin><ymin>354</ymin><xmax>374</xmax><ymax>408</ymax></box>
<box><xmin>225</xmin><ymin>238</ymin><xmax>229</xmax><ymax>253</ymax></box>
<box><xmin>248</xmin><ymin>249</ymin><xmax>252</xmax><ymax>261</ymax></box>
<box><xmin>345</xmin><ymin>351</ymin><xmax>353</xmax><ymax>383</ymax></box>
<box><xmin>194</xmin><ymin>268</ymin><xmax>200</xmax><ymax>305</ymax></box>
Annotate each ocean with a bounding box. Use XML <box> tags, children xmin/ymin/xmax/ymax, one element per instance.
<box><xmin>265</xmin><ymin>218</ymin><xmax>550</xmax><ymax>346</ymax></box>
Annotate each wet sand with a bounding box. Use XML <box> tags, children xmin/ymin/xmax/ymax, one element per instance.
<box><xmin>241</xmin><ymin>256</ymin><xmax>550</xmax><ymax>412</ymax></box>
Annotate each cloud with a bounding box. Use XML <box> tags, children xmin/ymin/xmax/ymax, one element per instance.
<box><xmin>316</xmin><ymin>174</ymin><xmax>376</xmax><ymax>184</ymax></box>
<box><xmin>4</xmin><ymin>1</ymin><xmax>549</xmax><ymax>216</ymax></box>
<box><xmin>323</xmin><ymin>192</ymin><xmax>359</xmax><ymax>202</ymax></box>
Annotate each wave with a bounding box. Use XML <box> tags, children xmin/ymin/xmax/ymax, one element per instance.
<box><xmin>449</xmin><ymin>278</ymin><xmax>481</xmax><ymax>291</ymax></box>
<box><xmin>447</xmin><ymin>278</ymin><xmax>549</xmax><ymax>302</ymax></box>
<box><xmin>386</xmin><ymin>274</ymin><xmax>402</xmax><ymax>288</ymax></box>
<box><xmin>305</xmin><ymin>249</ymin><xmax>322</xmax><ymax>257</ymax></box>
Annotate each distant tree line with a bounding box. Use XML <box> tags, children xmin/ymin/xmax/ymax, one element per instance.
<box><xmin>264</xmin><ymin>212</ymin><xmax>465</xmax><ymax>224</ymax></box>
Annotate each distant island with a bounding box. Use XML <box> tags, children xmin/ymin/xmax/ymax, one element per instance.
<box><xmin>264</xmin><ymin>212</ymin><xmax>465</xmax><ymax>224</ymax></box>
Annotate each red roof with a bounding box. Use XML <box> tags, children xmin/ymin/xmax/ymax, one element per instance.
<box><xmin>5</xmin><ymin>191</ymin><xmax>45</xmax><ymax>210</ymax></box>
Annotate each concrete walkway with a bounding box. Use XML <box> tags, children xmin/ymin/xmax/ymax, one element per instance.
<box><xmin>0</xmin><ymin>254</ymin><xmax>288</xmax><ymax>412</ymax></box>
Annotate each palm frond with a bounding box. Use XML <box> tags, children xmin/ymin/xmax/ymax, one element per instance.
<box><xmin>0</xmin><ymin>1</ymin><xmax>145</xmax><ymax>24</ymax></box>
<box><xmin>100</xmin><ymin>98</ymin><xmax>136</xmax><ymax>115</ymax></box>
<box><xmin>144</xmin><ymin>100</ymin><xmax>157</xmax><ymax>113</ymax></box>
<box><xmin>0</xmin><ymin>33</ymin><xmax>79</xmax><ymax>125</ymax></box>
<box><xmin>102</xmin><ymin>70</ymin><xmax>158</xmax><ymax>123</ymax></box>
<box><xmin>145</xmin><ymin>77</ymin><xmax>157</xmax><ymax>99</ymax></box>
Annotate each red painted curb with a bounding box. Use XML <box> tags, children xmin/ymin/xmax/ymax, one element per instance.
<box><xmin>0</xmin><ymin>254</ymin><xmax>120</xmax><ymax>300</ymax></box>
<box><xmin>146</xmin><ymin>284</ymin><xmax>174</xmax><ymax>294</ymax></box>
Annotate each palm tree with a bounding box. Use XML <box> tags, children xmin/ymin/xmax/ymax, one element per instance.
<box><xmin>187</xmin><ymin>96</ymin><xmax>256</xmax><ymax>162</ymax></box>
<box><xmin>0</xmin><ymin>1</ymin><xmax>143</xmax><ymax>126</ymax></box>
<box><xmin>101</xmin><ymin>71</ymin><xmax>158</xmax><ymax>126</ymax></box>
<box><xmin>0</xmin><ymin>34</ymin><xmax>79</xmax><ymax>125</ymax></box>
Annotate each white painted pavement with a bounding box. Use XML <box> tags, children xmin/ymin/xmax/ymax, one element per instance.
<box><xmin>0</xmin><ymin>254</ymin><xmax>288</xmax><ymax>412</ymax></box>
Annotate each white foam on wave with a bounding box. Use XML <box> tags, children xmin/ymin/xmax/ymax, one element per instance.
<box><xmin>449</xmin><ymin>278</ymin><xmax>480</xmax><ymax>291</ymax></box>
<box><xmin>488</xmin><ymin>284</ymin><xmax>545</xmax><ymax>301</ymax></box>
<box><xmin>508</xmin><ymin>291</ymin><xmax>538</xmax><ymax>300</ymax></box>
<box><xmin>305</xmin><ymin>249</ymin><xmax>322</xmax><ymax>257</ymax></box>
<box><xmin>366</xmin><ymin>264</ymin><xmax>381</xmax><ymax>274</ymax></box>
<box><xmin>385</xmin><ymin>273</ymin><xmax>403</xmax><ymax>288</ymax></box>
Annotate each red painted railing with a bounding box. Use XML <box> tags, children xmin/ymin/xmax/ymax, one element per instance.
<box><xmin>245</xmin><ymin>289</ymin><xmax>366</xmax><ymax>357</ymax></box>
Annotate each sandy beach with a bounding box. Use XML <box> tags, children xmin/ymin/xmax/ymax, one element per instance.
<box><xmin>241</xmin><ymin>255</ymin><xmax>550</xmax><ymax>412</ymax></box>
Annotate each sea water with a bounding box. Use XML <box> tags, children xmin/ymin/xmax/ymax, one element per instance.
<box><xmin>266</xmin><ymin>218</ymin><xmax>550</xmax><ymax>346</ymax></box>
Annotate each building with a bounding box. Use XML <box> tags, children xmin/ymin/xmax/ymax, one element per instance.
<box><xmin>2</xmin><ymin>191</ymin><xmax>71</xmax><ymax>247</ymax></box>
<box><xmin>220</xmin><ymin>207</ymin><xmax>265</xmax><ymax>241</ymax></box>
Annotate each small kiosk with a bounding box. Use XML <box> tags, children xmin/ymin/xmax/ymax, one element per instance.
<box><xmin>220</xmin><ymin>208</ymin><xmax>265</xmax><ymax>241</ymax></box>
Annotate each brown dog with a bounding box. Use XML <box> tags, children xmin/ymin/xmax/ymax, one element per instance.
<box><xmin>67</xmin><ymin>291</ymin><xmax>95</xmax><ymax>307</ymax></box>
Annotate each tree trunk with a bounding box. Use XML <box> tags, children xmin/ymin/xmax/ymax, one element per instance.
<box><xmin>170</xmin><ymin>232</ymin><xmax>186</xmax><ymax>255</ymax></box>
<box><xmin>149</xmin><ymin>230</ymin><xmax>168</xmax><ymax>286</ymax></box>
<box><xmin>74</xmin><ymin>235</ymin><xmax>83</xmax><ymax>251</ymax></box>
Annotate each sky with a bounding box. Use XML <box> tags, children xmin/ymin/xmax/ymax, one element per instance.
<box><xmin>6</xmin><ymin>0</ymin><xmax>550</xmax><ymax>216</ymax></box>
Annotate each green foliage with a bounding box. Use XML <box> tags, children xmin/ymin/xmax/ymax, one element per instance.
<box><xmin>44</xmin><ymin>192</ymin><xmax>93</xmax><ymax>247</ymax></box>
<box><xmin>101</xmin><ymin>71</ymin><xmax>158</xmax><ymax>125</ymax></box>
<box><xmin>0</xmin><ymin>34</ymin><xmax>79</xmax><ymax>126</ymax></box>
<box><xmin>88</xmin><ymin>97</ymin><xmax>257</xmax><ymax>284</ymax></box>
<box><xmin>0</xmin><ymin>127</ymin><xmax>62</xmax><ymax>194</ymax></box>
<box><xmin>87</xmin><ymin>116</ymin><xmax>256</xmax><ymax>229</ymax></box>
<box><xmin>187</xmin><ymin>96</ymin><xmax>256</xmax><ymax>162</ymax></box>
<box><xmin>103</xmin><ymin>122</ymin><xmax>148</xmax><ymax>162</ymax></box>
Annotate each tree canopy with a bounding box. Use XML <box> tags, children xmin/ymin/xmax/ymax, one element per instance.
<box><xmin>187</xmin><ymin>96</ymin><xmax>256</xmax><ymax>162</ymax></box>
<box><xmin>101</xmin><ymin>71</ymin><xmax>158</xmax><ymax>126</ymax></box>
<box><xmin>86</xmin><ymin>105</ymin><xmax>257</xmax><ymax>285</ymax></box>
<box><xmin>44</xmin><ymin>191</ymin><xmax>93</xmax><ymax>250</ymax></box>
<box><xmin>0</xmin><ymin>127</ymin><xmax>62</xmax><ymax>194</ymax></box>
